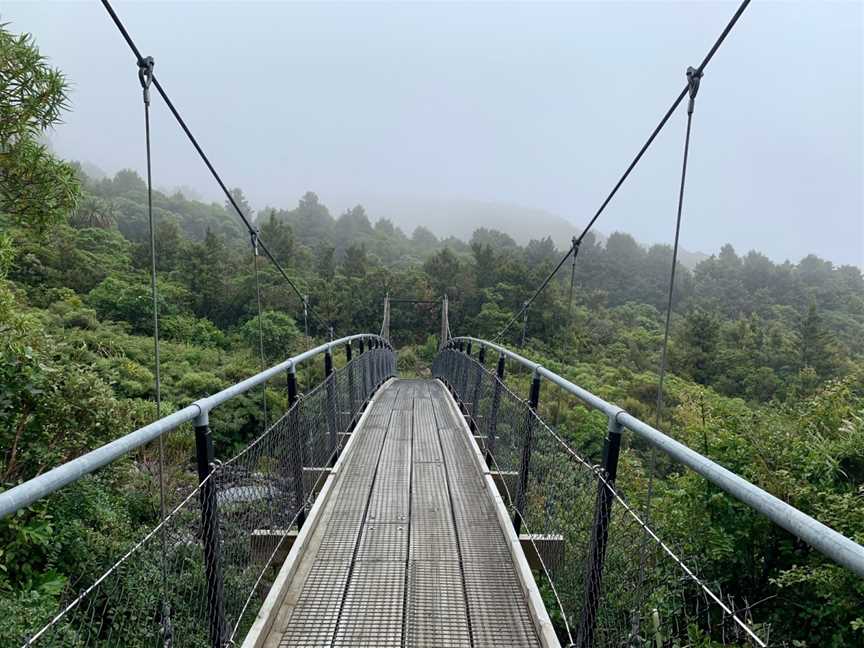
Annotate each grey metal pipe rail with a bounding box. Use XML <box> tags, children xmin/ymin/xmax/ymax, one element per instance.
<box><xmin>445</xmin><ymin>336</ymin><xmax>864</xmax><ymax>578</ymax></box>
<box><xmin>0</xmin><ymin>333</ymin><xmax>391</xmax><ymax>519</ymax></box>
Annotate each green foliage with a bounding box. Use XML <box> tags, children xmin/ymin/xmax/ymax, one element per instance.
<box><xmin>0</xmin><ymin>23</ymin><xmax>80</xmax><ymax>229</ymax></box>
<box><xmin>0</xmin><ymin>21</ymin><xmax>861</xmax><ymax>645</ymax></box>
<box><xmin>238</xmin><ymin>310</ymin><xmax>301</xmax><ymax>360</ymax></box>
<box><xmin>162</xmin><ymin>313</ymin><xmax>226</xmax><ymax>347</ymax></box>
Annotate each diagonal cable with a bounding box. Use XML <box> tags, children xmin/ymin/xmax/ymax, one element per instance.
<box><xmin>575</xmin><ymin>0</ymin><xmax>751</xmax><ymax>246</ymax></box>
<box><xmin>100</xmin><ymin>0</ymin><xmax>332</xmax><ymax>337</ymax></box>
<box><xmin>489</xmin><ymin>0</ymin><xmax>750</xmax><ymax>347</ymax></box>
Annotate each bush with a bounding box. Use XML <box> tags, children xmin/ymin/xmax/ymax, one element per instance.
<box><xmin>162</xmin><ymin>314</ymin><xmax>226</xmax><ymax>348</ymax></box>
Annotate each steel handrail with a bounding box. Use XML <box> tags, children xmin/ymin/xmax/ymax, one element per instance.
<box><xmin>443</xmin><ymin>336</ymin><xmax>864</xmax><ymax>577</ymax></box>
<box><xmin>0</xmin><ymin>333</ymin><xmax>392</xmax><ymax>518</ymax></box>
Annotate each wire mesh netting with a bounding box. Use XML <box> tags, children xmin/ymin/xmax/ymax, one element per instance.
<box><xmin>11</xmin><ymin>345</ymin><xmax>396</xmax><ymax>648</ymax></box>
<box><xmin>433</xmin><ymin>348</ymin><xmax>767</xmax><ymax>648</ymax></box>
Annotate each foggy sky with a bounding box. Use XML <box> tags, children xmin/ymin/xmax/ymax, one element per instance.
<box><xmin>5</xmin><ymin>1</ymin><xmax>863</xmax><ymax>267</ymax></box>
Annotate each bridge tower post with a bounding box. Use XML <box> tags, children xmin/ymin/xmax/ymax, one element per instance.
<box><xmin>439</xmin><ymin>294</ymin><xmax>449</xmax><ymax>350</ymax></box>
<box><xmin>287</xmin><ymin>366</ymin><xmax>306</xmax><ymax>529</ymax></box>
<box><xmin>324</xmin><ymin>346</ymin><xmax>338</xmax><ymax>465</ymax></box>
<box><xmin>514</xmin><ymin>368</ymin><xmax>541</xmax><ymax>534</ymax></box>
<box><xmin>485</xmin><ymin>352</ymin><xmax>505</xmax><ymax>467</ymax></box>
<box><xmin>576</xmin><ymin>414</ymin><xmax>623</xmax><ymax>648</ymax></box>
<box><xmin>193</xmin><ymin>414</ymin><xmax>228</xmax><ymax>648</ymax></box>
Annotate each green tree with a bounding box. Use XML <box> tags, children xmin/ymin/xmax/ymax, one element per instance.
<box><xmin>69</xmin><ymin>194</ymin><xmax>115</xmax><ymax>229</ymax></box>
<box><xmin>676</xmin><ymin>309</ymin><xmax>720</xmax><ymax>385</ymax></box>
<box><xmin>239</xmin><ymin>310</ymin><xmax>301</xmax><ymax>359</ymax></box>
<box><xmin>315</xmin><ymin>244</ymin><xmax>336</xmax><ymax>280</ymax></box>
<box><xmin>0</xmin><ymin>23</ymin><xmax>80</xmax><ymax>230</ymax></box>
<box><xmin>342</xmin><ymin>243</ymin><xmax>368</xmax><ymax>278</ymax></box>
<box><xmin>259</xmin><ymin>210</ymin><xmax>294</xmax><ymax>265</ymax></box>
<box><xmin>797</xmin><ymin>303</ymin><xmax>839</xmax><ymax>378</ymax></box>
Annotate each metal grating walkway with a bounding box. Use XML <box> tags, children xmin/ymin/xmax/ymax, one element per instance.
<box><xmin>266</xmin><ymin>379</ymin><xmax>543</xmax><ymax>648</ymax></box>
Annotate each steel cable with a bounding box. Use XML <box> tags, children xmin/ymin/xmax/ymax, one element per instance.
<box><xmin>99</xmin><ymin>0</ymin><xmax>333</xmax><ymax>337</ymax></box>
<box><xmin>634</xmin><ymin>65</ymin><xmax>702</xmax><ymax>640</ymax></box>
<box><xmin>251</xmin><ymin>230</ymin><xmax>269</xmax><ymax>429</ymax></box>
<box><xmin>491</xmin><ymin>0</ymin><xmax>751</xmax><ymax>348</ymax></box>
<box><xmin>136</xmin><ymin>54</ymin><xmax>172</xmax><ymax>645</ymax></box>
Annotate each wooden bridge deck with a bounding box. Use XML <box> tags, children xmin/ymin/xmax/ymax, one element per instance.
<box><xmin>251</xmin><ymin>379</ymin><xmax>555</xmax><ymax>648</ymax></box>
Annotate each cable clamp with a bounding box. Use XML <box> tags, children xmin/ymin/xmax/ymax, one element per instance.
<box><xmin>250</xmin><ymin>228</ymin><xmax>260</xmax><ymax>255</ymax></box>
<box><xmin>138</xmin><ymin>56</ymin><xmax>154</xmax><ymax>106</ymax></box>
<box><xmin>686</xmin><ymin>66</ymin><xmax>702</xmax><ymax>115</ymax></box>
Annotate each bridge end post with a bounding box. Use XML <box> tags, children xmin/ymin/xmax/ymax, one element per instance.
<box><xmin>193</xmin><ymin>413</ymin><xmax>228</xmax><ymax>648</ymax></box>
<box><xmin>514</xmin><ymin>368</ymin><xmax>541</xmax><ymax>534</ymax></box>
<box><xmin>575</xmin><ymin>413</ymin><xmax>623</xmax><ymax>648</ymax></box>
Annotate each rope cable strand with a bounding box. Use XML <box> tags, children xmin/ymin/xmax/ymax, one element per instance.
<box><xmin>633</xmin><ymin>63</ymin><xmax>702</xmax><ymax>638</ymax></box>
<box><xmin>100</xmin><ymin>0</ymin><xmax>332</xmax><ymax>338</ymax></box>
<box><xmin>574</xmin><ymin>0</ymin><xmax>750</xmax><ymax>246</ymax></box>
<box><xmin>251</xmin><ymin>230</ymin><xmax>269</xmax><ymax>429</ymax></box>
<box><xmin>136</xmin><ymin>53</ymin><xmax>171</xmax><ymax>642</ymax></box>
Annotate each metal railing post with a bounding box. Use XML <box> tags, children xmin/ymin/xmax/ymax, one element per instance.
<box><xmin>324</xmin><ymin>346</ymin><xmax>338</xmax><ymax>464</ymax></box>
<box><xmin>358</xmin><ymin>338</ymin><xmax>368</xmax><ymax>401</ymax></box>
<box><xmin>346</xmin><ymin>342</ymin><xmax>357</xmax><ymax>427</ymax></box>
<box><xmin>371</xmin><ymin>339</ymin><xmax>379</xmax><ymax>388</ymax></box>
<box><xmin>376</xmin><ymin>339</ymin><xmax>382</xmax><ymax>386</ymax></box>
<box><xmin>485</xmin><ymin>352</ymin><xmax>505</xmax><ymax>467</ymax></box>
<box><xmin>470</xmin><ymin>344</ymin><xmax>486</xmax><ymax>430</ymax></box>
<box><xmin>287</xmin><ymin>366</ymin><xmax>306</xmax><ymax>529</ymax></box>
<box><xmin>194</xmin><ymin>415</ymin><xmax>227</xmax><ymax>648</ymax></box>
<box><xmin>576</xmin><ymin>414</ymin><xmax>623</xmax><ymax>648</ymax></box>
<box><xmin>459</xmin><ymin>341</ymin><xmax>471</xmax><ymax>404</ymax></box>
<box><xmin>514</xmin><ymin>368</ymin><xmax>541</xmax><ymax>533</ymax></box>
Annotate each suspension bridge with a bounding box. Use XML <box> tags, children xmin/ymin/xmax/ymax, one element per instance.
<box><xmin>2</xmin><ymin>0</ymin><xmax>863</xmax><ymax>646</ymax></box>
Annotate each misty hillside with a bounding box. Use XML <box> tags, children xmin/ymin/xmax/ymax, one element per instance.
<box><xmin>332</xmin><ymin>194</ymin><xmax>714</xmax><ymax>269</ymax></box>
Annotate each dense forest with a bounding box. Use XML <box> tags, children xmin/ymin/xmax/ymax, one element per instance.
<box><xmin>1</xmin><ymin>21</ymin><xmax>863</xmax><ymax>647</ymax></box>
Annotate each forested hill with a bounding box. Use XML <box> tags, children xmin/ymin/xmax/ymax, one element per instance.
<box><xmin>12</xmin><ymin>165</ymin><xmax>864</xmax><ymax>392</ymax></box>
<box><xmin>3</xmin><ymin>163</ymin><xmax>864</xmax><ymax>643</ymax></box>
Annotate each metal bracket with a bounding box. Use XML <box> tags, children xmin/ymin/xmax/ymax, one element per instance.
<box><xmin>137</xmin><ymin>56</ymin><xmax>154</xmax><ymax>106</ymax></box>
<box><xmin>686</xmin><ymin>66</ymin><xmax>703</xmax><ymax>115</ymax></box>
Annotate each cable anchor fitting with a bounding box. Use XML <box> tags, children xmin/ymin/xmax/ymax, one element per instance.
<box><xmin>138</xmin><ymin>56</ymin><xmax>155</xmax><ymax>106</ymax></box>
<box><xmin>686</xmin><ymin>66</ymin><xmax>702</xmax><ymax>115</ymax></box>
<box><xmin>251</xmin><ymin>228</ymin><xmax>260</xmax><ymax>256</ymax></box>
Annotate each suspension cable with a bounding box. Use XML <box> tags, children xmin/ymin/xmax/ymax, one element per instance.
<box><xmin>633</xmin><ymin>64</ymin><xmax>703</xmax><ymax>638</ymax></box>
<box><xmin>251</xmin><ymin>230</ymin><xmax>269</xmax><ymax>429</ymax></box>
<box><xmin>137</xmin><ymin>54</ymin><xmax>171</xmax><ymax>645</ymax></box>
<box><xmin>490</xmin><ymin>0</ymin><xmax>750</xmax><ymax>355</ymax></box>
<box><xmin>100</xmin><ymin>0</ymin><xmax>332</xmax><ymax>337</ymax></box>
<box><xmin>574</xmin><ymin>0</ymin><xmax>751</xmax><ymax>246</ymax></box>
